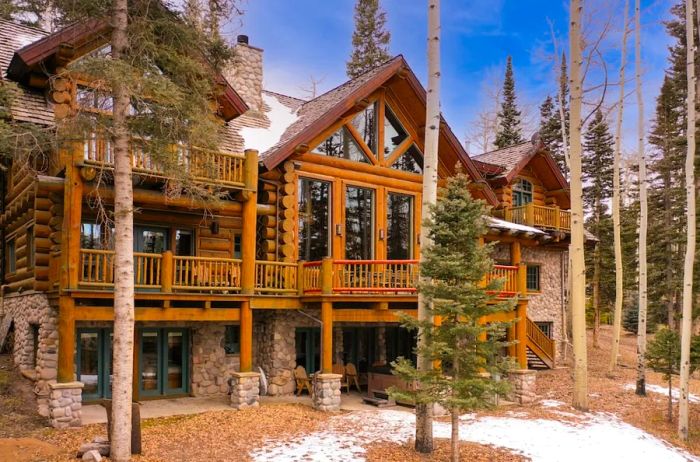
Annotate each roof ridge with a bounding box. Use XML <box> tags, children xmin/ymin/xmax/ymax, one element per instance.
<box><xmin>262</xmin><ymin>89</ymin><xmax>306</xmax><ymax>104</ymax></box>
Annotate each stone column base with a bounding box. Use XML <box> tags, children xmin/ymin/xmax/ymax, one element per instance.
<box><xmin>48</xmin><ymin>381</ymin><xmax>83</xmax><ymax>428</ymax></box>
<box><xmin>230</xmin><ymin>372</ymin><xmax>260</xmax><ymax>410</ymax></box>
<box><xmin>312</xmin><ymin>373</ymin><xmax>341</xmax><ymax>412</ymax></box>
<box><xmin>507</xmin><ymin>369</ymin><xmax>537</xmax><ymax>404</ymax></box>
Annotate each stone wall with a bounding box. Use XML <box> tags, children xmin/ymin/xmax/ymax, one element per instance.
<box><xmin>191</xmin><ymin>323</ymin><xmax>240</xmax><ymax>397</ymax></box>
<box><xmin>2</xmin><ymin>292</ymin><xmax>58</xmax><ymax>416</ymax></box>
<box><xmin>225</xmin><ymin>42</ymin><xmax>264</xmax><ymax>112</ymax></box>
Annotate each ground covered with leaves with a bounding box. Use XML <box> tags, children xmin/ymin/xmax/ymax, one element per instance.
<box><xmin>365</xmin><ymin>439</ymin><xmax>528</xmax><ymax>461</ymax></box>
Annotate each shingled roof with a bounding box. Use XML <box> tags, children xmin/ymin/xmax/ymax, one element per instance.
<box><xmin>0</xmin><ymin>19</ymin><xmax>54</xmax><ymax>125</ymax></box>
<box><xmin>473</xmin><ymin>141</ymin><xmax>536</xmax><ymax>177</ymax></box>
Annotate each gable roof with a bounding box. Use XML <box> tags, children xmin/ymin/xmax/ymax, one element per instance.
<box><xmin>5</xmin><ymin>18</ymin><xmax>248</xmax><ymax>121</ymax></box>
<box><xmin>473</xmin><ymin>135</ymin><xmax>569</xmax><ymax>196</ymax></box>
<box><xmin>246</xmin><ymin>55</ymin><xmax>497</xmax><ymax>206</ymax></box>
<box><xmin>0</xmin><ymin>19</ymin><xmax>54</xmax><ymax>125</ymax></box>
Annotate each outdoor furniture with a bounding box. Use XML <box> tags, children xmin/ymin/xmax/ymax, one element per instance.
<box><xmin>332</xmin><ymin>363</ymin><xmax>350</xmax><ymax>393</ymax></box>
<box><xmin>294</xmin><ymin>365</ymin><xmax>312</xmax><ymax>396</ymax></box>
<box><xmin>345</xmin><ymin>363</ymin><xmax>361</xmax><ymax>392</ymax></box>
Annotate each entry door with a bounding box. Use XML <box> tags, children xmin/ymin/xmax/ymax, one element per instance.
<box><xmin>295</xmin><ymin>327</ymin><xmax>320</xmax><ymax>374</ymax></box>
<box><xmin>76</xmin><ymin>328</ymin><xmax>112</xmax><ymax>401</ymax></box>
<box><xmin>139</xmin><ymin>328</ymin><xmax>189</xmax><ymax>397</ymax></box>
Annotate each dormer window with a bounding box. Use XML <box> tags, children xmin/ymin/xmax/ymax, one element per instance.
<box><xmin>512</xmin><ymin>179</ymin><xmax>533</xmax><ymax>206</ymax></box>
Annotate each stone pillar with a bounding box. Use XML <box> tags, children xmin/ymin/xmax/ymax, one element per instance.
<box><xmin>229</xmin><ymin>371</ymin><xmax>260</xmax><ymax>410</ymax></box>
<box><xmin>312</xmin><ymin>373</ymin><xmax>341</xmax><ymax>412</ymax></box>
<box><xmin>507</xmin><ymin>369</ymin><xmax>537</xmax><ymax>404</ymax></box>
<box><xmin>376</xmin><ymin>327</ymin><xmax>387</xmax><ymax>366</ymax></box>
<box><xmin>48</xmin><ymin>381</ymin><xmax>83</xmax><ymax>428</ymax></box>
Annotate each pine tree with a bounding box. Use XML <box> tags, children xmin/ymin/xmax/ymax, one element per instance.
<box><xmin>391</xmin><ymin>173</ymin><xmax>513</xmax><ymax>462</ymax></box>
<box><xmin>539</xmin><ymin>55</ymin><xmax>570</xmax><ymax>173</ymax></box>
<box><xmin>346</xmin><ymin>0</ymin><xmax>391</xmax><ymax>78</ymax></box>
<box><xmin>582</xmin><ymin>109</ymin><xmax>614</xmax><ymax>347</ymax></box>
<box><xmin>538</xmin><ymin>95</ymin><xmax>560</xmax><ymax>155</ymax></box>
<box><xmin>646</xmin><ymin>326</ymin><xmax>681</xmax><ymax>422</ymax></box>
<box><xmin>494</xmin><ymin>56</ymin><xmax>524</xmax><ymax>149</ymax></box>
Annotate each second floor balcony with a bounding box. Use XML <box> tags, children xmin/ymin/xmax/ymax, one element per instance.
<box><xmin>499</xmin><ymin>203</ymin><xmax>571</xmax><ymax>233</ymax></box>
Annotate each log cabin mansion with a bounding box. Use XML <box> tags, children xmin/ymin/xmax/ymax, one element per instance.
<box><xmin>0</xmin><ymin>19</ymin><xmax>576</xmax><ymax>427</ymax></box>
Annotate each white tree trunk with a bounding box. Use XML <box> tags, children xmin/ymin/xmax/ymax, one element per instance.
<box><xmin>608</xmin><ymin>0</ymin><xmax>630</xmax><ymax>374</ymax></box>
<box><xmin>569</xmin><ymin>0</ymin><xmax>589</xmax><ymax>411</ymax></box>
<box><xmin>415</xmin><ymin>0</ymin><xmax>440</xmax><ymax>453</ymax></box>
<box><xmin>110</xmin><ymin>0</ymin><xmax>136</xmax><ymax>460</ymax></box>
<box><xmin>635</xmin><ymin>0</ymin><xmax>648</xmax><ymax>396</ymax></box>
<box><xmin>679</xmin><ymin>0</ymin><xmax>696</xmax><ymax>442</ymax></box>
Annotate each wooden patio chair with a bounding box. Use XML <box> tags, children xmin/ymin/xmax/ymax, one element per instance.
<box><xmin>345</xmin><ymin>363</ymin><xmax>361</xmax><ymax>392</ymax></box>
<box><xmin>294</xmin><ymin>365</ymin><xmax>312</xmax><ymax>396</ymax></box>
<box><xmin>332</xmin><ymin>363</ymin><xmax>349</xmax><ymax>393</ymax></box>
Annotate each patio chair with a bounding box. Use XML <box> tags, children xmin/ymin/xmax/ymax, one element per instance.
<box><xmin>332</xmin><ymin>363</ymin><xmax>350</xmax><ymax>393</ymax></box>
<box><xmin>345</xmin><ymin>362</ymin><xmax>361</xmax><ymax>392</ymax></box>
<box><xmin>294</xmin><ymin>365</ymin><xmax>312</xmax><ymax>396</ymax></box>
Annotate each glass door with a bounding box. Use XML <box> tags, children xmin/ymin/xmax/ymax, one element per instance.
<box><xmin>138</xmin><ymin>328</ymin><xmax>189</xmax><ymax>397</ymax></box>
<box><xmin>295</xmin><ymin>327</ymin><xmax>321</xmax><ymax>374</ymax></box>
<box><xmin>76</xmin><ymin>328</ymin><xmax>112</xmax><ymax>401</ymax></box>
<box><xmin>345</xmin><ymin>185</ymin><xmax>375</xmax><ymax>260</ymax></box>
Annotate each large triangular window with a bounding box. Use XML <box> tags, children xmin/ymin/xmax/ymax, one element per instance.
<box><xmin>391</xmin><ymin>144</ymin><xmax>423</xmax><ymax>174</ymax></box>
<box><xmin>383</xmin><ymin>105</ymin><xmax>408</xmax><ymax>157</ymax></box>
<box><xmin>312</xmin><ymin>126</ymin><xmax>370</xmax><ymax>163</ymax></box>
<box><xmin>351</xmin><ymin>103</ymin><xmax>377</xmax><ymax>154</ymax></box>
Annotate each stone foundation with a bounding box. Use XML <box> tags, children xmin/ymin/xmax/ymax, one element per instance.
<box><xmin>507</xmin><ymin>369</ymin><xmax>537</xmax><ymax>404</ymax></box>
<box><xmin>191</xmin><ymin>323</ymin><xmax>240</xmax><ymax>397</ymax></box>
<box><xmin>312</xmin><ymin>373</ymin><xmax>341</xmax><ymax>412</ymax></box>
<box><xmin>229</xmin><ymin>372</ymin><xmax>260</xmax><ymax>410</ymax></box>
<box><xmin>2</xmin><ymin>292</ymin><xmax>58</xmax><ymax>416</ymax></box>
<box><xmin>48</xmin><ymin>381</ymin><xmax>83</xmax><ymax>428</ymax></box>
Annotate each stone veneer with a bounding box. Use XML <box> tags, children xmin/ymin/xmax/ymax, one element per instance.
<box><xmin>48</xmin><ymin>381</ymin><xmax>83</xmax><ymax>428</ymax></box>
<box><xmin>506</xmin><ymin>369</ymin><xmax>537</xmax><ymax>404</ymax></box>
<box><xmin>492</xmin><ymin>244</ymin><xmax>567</xmax><ymax>359</ymax></box>
<box><xmin>191</xmin><ymin>323</ymin><xmax>240</xmax><ymax>397</ymax></box>
<box><xmin>2</xmin><ymin>292</ymin><xmax>59</xmax><ymax>417</ymax></box>
<box><xmin>225</xmin><ymin>42</ymin><xmax>264</xmax><ymax>112</ymax></box>
<box><xmin>229</xmin><ymin>371</ymin><xmax>260</xmax><ymax>410</ymax></box>
<box><xmin>312</xmin><ymin>373</ymin><xmax>342</xmax><ymax>412</ymax></box>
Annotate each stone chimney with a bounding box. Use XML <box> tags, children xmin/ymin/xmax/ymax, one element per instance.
<box><xmin>225</xmin><ymin>35</ymin><xmax>264</xmax><ymax>113</ymax></box>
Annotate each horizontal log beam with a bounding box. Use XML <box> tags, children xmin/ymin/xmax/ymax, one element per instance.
<box><xmin>73</xmin><ymin>306</ymin><xmax>241</xmax><ymax>322</ymax></box>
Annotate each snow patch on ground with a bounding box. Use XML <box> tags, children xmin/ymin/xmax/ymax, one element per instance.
<box><xmin>249</xmin><ymin>408</ymin><xmax>699</xmax><ymax>462</ymax></box>
<box><xmin>539</xmin><ymin>399</ymin><xmax>564</xmax><ymax>408</ymax></box>
<box><xmin>624</xmin><ymin>383</ymin><xmax>700</xmax><ymax>404</ymax></box>
<box><xmin>240</xmin><ymin>93</ymin><xmax>298</xmax><ymax>153</ymax></box>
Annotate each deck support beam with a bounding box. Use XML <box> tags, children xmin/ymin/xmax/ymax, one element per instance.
<box><xmin>511</xmin><ymin>241</ymin><xmax>529</xmax><ymax>369</ymax></box>
<box><xmin>240</xmin><ymin>300</ymin><xmax>253</xmax><ymax>372</ymax></box>
<box><xmin>321</xmin><ymin>301</ymin><xmax>333</xmax><ymax>373</ymax></box>
<box><xmin>57</xmin><ymin>296</ymin><xmax>76</xmax><ymax>382</ymax></box>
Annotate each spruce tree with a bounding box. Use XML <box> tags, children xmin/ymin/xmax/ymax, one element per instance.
<box><xmin>346</xmin><ymin>0</ymin><xmax>391</xmax><ymax>78</ymax></box>
<box><xmin>538</xmin><ymin>95</ymin><xmax>560</xmax><ymax>154</ymax></box>
<box><xmin>538</xmin><ymin>55</ymin><xmax>570</xmax><ymax>173</ymax></box>
<box><xmin>494</xmin><ymin>56</ymin><xmax>523</xmax><ymax>149</ymax></box>
<box><xmin>391</xmin><ymin>173</ymin><xmax>513</xmax><ymax>462</ymax></box>
<box><xmin>646</xmin><ymin>326</ymin><xmax>680</xmax><ymax>422</ymax></box>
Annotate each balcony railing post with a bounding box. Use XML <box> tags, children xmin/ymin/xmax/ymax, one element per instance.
<box><xmin>554</xmin><ymin>205</ymin><xmax>561</xmax><ymax>231</ymax></box>
<box><xmin>517</xmin><ymin>262</ymin><xmax>527</xmax><ymax>296</ymax></box>
<box><xmin>297</xmin><ymin>261</ymin><xmax>305</xmax><ymax>296</ymax></box>
<box><xmin>525</xmin><ymin>202</ymin><xmax>535</xmax><ymax>226</ymax></box>
<box><xmin>161</xmin><ymin>251</ymin><xmax>173</xmax><ymax>293</ymax></box>
<box><xmin>241</xmin><ymin>149</ymin><xmax>259</xmax><ymax>295</ymax></box>
<box><xmin>320</xmin><ymin>258</ymin><xmax>333</xmax><ymax>295</ymax></box>
<box><xmin>504</xmin><ymin>206</ymin><xmax>512</xmax><ymax>222</ymax></box>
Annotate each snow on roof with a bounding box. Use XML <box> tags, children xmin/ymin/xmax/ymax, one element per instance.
<box><xmin>239</xmin><ymin>92</ymin><xmax>299</xmax><ymax>153</ymax></box>
<box><xmin>487</xmin><ymin>216</ymin><xmax>545</xmax><ymax>234</ymax></box>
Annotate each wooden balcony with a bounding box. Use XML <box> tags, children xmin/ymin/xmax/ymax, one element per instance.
<box><xmin>502</xmin><ymin>203</ymin><xmax>571</xmax><ymax>232</ymax></box>
<box><xmin>82</xmin><ymin>136</ymin><xmax>247</xmax><ymax>188</ymax></box>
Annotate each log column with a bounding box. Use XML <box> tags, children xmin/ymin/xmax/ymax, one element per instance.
<box><xmin>61</xmin><ymin>143</ymin><xmax>84</xmax><ymax>290</ymax></box>
<box><xmin>57</xmin><ymin>296</ymin><xmax>75</xmax><ymax>382</ymax></box>
<box><xmin>511</xmin><ymin>241</ymin><xmax>528</xmax><ymax>369</ymax></box>
<box><xmin>239</xmin><ymin>300</ymin><xmax>253</xmax><ymax>372</ymax></box>
<box><xmin>321</xmin><ymin>300</ymin><xmax>333</xmax><ymax>373</ymax></box>
<box><xmin>240</xmin><ymin>149</ymin><xmax>259</xmax><ymax>295</ymax></box>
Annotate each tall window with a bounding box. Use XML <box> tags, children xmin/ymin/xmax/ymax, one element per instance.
<box><xmin>81</xmin><ymin>222</ymin><xmax>113</xmax><ymax>250</ymax></box>
<box><xmin>27</xmin><ymin>225</ymin><xmax>34</xmax><ymax>269</ymax></box>
<box><xmin>6</xmin><ymin>238</ymin><xmax>15</xmax><ymax>274</ymax></box>
<box><xmin>387</xmin><ymin>193</ymin><xmax>413</xmax><ymax>259</ymax></box>
<box><xmin>526</xmin><ymin>264</ymin><xmax>541</xmax><ymax>292</ymax></box>
<box><xmin>345</xmin><ymin>186</ymin><xmax>375</xmax><ymax>260</ymax></box>
<box><xmin>224</xmin><ymin>326</ymin><xmax>240</xmax><ymax>354</ymax></box>
<box><xmin>298</xmin><ymin>177</ymin><xmax>331</xmax><ymax>261</ymax></box>
<box><xmin>512</xmin><ymin>179</ymin><xmax>533</xmax><ymax>206</ymax></box>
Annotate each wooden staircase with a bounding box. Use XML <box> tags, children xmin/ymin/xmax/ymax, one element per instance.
<box><xmin>525</xmin><ymin>317</ymin><xmax>555</xmax><ymax>369</ymax></box>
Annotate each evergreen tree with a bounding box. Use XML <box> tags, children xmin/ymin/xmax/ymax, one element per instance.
<box><xmin>538</xmin><ymin>94</ymin><xmax>560</xmax><ymax>155</ymax></box>
<box><xmin>494</xmin><ymin>56</ymin><xmax>523</xmax><ymax>149</ymax></box>
<box><xmin>539</xmin><ymin>55</ymin><xmax>570</xmax><ymax>173</ymax></box>
<box><xmin>391</xmin><ymin>173</ymin><xmax>513</xmax><ymax>462</ymax></box>
<box><xmin>583</xmin><ymin>109</ymin><xmax>614</xmax><ymax>346</ymax></box>
<box><xmin>346</xmin><ymin>0</ymin><xmax>391</xmax><ymax>78</ymax></box>
<box><xmin>646</xmin><ymin>326</ymin><xmax>680</xmax><ymax>422</ymax></box>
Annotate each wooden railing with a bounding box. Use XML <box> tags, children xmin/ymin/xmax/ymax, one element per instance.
<box><xmin>504</xmin><ymin>203</ymin><xmax>571</xmax><ymax>232</ymax></box>
<box><xmin>172</xmin><ymin>256</ymin><xmax>241</xmax><ymax>291</ymax></box>
<box><xmin>332</xmin><ymin>260</ymin><xmax>418</xmax><ymax>294</ymax></box>
<box><xmin>301</xmin><ymin>262</ymin><xmax>322</xmax><ymax>294</ymax></box>
<box><xmin>526</xmin><ymin>317</ymin><xmax>555</xmax><ymax>365</ymax></box>
<box><xmin>79</xmin><ymin>249</ymin><xmax>162</xmax><ymax>289</ymax></box>
<box><xmin>82</xmin><ymin>135</ymin><xmax>246</xmax><ymax>188</ymax></box>
<box><xmin>255</xmin><ymin>261</ymin><xmax>297</xmax><ymax>294</ymax></box>
<box><xmin>484</xmin><ymin>265</ymin><xmax>518</xmax><ymax>296</ymax></box>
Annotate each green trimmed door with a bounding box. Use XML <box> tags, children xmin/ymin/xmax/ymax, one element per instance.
<box><xmin>139</xmin><ymin>328</ymin><xmax>189</xmax><ymax>397</ymax></box>
<box><xmin>76</xmin><ymin>328</ymin><xmax>112</xmax><ymax>401</ymax></box>
<box><xmin>295</xmin><ymin>327</ymin><xmax>320</xmax><ymax>374</ymax></box>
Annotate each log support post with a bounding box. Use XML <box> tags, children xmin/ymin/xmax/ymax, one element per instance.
<box><xmin>241</xmin><ymin>149</ymin><xmax>259</xmax><ymax>295</ymax></box>
<box><xmin>321</xmin><ymin>300</ymin><xmax>333</xmax><ymax>374</ymax></box>
<box><xmin>525</xmin><ymin>202</ymin><xmax>535</xmax><ymax>227</ymax></box>
<box><xmin>57</xmin><ymin>296</ymin><xmax>75</xmax><ymax>382</ymax></box>
<box><xmin>320</xmin><ymin>257</ymin><xmax>333</xmax><ymax>295</ymax></box>
<box><xmin>554</xmin><ymin>205</ymin><xmax>561</xmax><ymax>231</ymax></box>
<box><xmin>240</xmin><ymin>300</ymin><xmax>253</xmax><ymax>372</ymax></box>
<box><xmin>62</xmin><ymin>143</ymin><xmax>83</xmax><ymax>290</ymax></box>
<box><xmin>297</xmin><ymin>261</ymin><xmax>305</xmax><ymax>296</ymax></box>
<box><xmin>161</xmin><ymin>250</ymin><xmax>173</xmax><ymax>293</ymax></box>
<box><xmin>511</xmin><ymin>241</ymin><xmax>528</xmax><ymax>369</ymax></box>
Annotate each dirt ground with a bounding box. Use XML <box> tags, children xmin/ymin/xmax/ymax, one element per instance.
<box><xmin>1</xmin><ymin>326</ymin><xmax>700</xmax><ymax>461</ymax></box>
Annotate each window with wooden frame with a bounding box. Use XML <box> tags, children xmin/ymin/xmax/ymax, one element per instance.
<box><xmin>534</xmin><ymin>321</ymin><xmax>553</xmax><ymax>339</ymax></box>
<box><xmin>6</xmin><ymin>238</ymin><xmax>15</xmax><ymax>274</ymax></box>
<box><xmin>526</xmin><ymin>264</ymin><xmax>541</xmax><ymax>292</ymax></box>
<box><xmin>27</xmin><ymin>225</ymin><xmax>34</xmax><ymax>269</ymax></box>
<box><xmin>512</xmin><ymin>179</ymin><xmax>533</xmax><ymax>206</ymax></box>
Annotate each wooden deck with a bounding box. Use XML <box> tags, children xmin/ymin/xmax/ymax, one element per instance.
<box><xmin>501</xmin><ymin>203</ymin><xmax>571</xmax><ymax>232</ymax></box>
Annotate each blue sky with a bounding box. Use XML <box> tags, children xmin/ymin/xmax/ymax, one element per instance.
<box><xmin>225</xmin><ymin>0</ymin><xmax>675</xmax><ymax>154</ymax></box>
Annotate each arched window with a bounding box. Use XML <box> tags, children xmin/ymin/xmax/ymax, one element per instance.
<box><xmin>512</xmin><ymin>179</ymin><xmax>533</xmax><ymax>206</ymax></box>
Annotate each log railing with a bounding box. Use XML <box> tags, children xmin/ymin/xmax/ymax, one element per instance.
<box><xmin>331</xmin><ymin>260</ymin><xmax>419</xmax><ymax>294</ymax></box>
<box><xmin>526</xmin><ymin>317</ymin><xmax>555</xmax><ymax>366</ymax></box>
<box><xmin>484</xmin><ymin>265</ymin><xmax>519</xmax><ymax>296</ymax></box>
<box><xmin>504</xmin><ymin>203</ymin><xmax>571</xmax><ymax>232</ymax></box>
<box><xmin>172</xmin><ymin>256</ymin><xmax>241</xmax><ymax>291</ymax></box>
<box><xmin>79</xmin><ymin>249</ymin><xmax>162</xmax><ymax>289</ymax></box>
<box><xmin>82</xmin><ymin>135</ymin><xmax>246</xmax><ymax>188</ymax></box>
<box><xmin>301</xmin><ymin>262</ymin><xmax>322</xmax><ymax>294</ymax></box>
<box><xmin>255</xmin><ymin>261</ymin><xmax>298</xmax><ymax>294</ymax></box>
